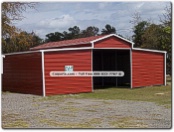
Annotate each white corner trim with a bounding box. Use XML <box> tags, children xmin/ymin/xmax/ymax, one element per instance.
<box><xmin>130</xmin><ymin>49</ymin><xmax>132</xmax><ymax>89</ymax></box>
<box><xmin>1</xmin><ymin>55</ymin><xmax>5</xmax><ymax>74</ymax></box>
<box><xmin>91</xmin><ymin>42</ymin><xmax>94</xmax><ymax>48</ymax></box>
<box><xmin>41</xmin><ymin>51</ymin><xmax>46</xmax><ymax>97</ymax></box>
<box><xmin>91</xmin><ymin>49</ymin><xmax>94</xmax><ymax>92</ymax></box>
<box><xmin>41</xmin><ymin>47</ymin><xmax>92</xmax><ymax>52</ymax></box>
<box><xmin>3</xmin><ymin>50</ymin><xmax>41</xmax><ymax>56</ymax></box>
<box><xmin>164</xmin><ymin>53</ymin><xmax>166</xmax><ymax>86</ymax></box>
<box><xmin>132</xmin><ymin>47</ymin><xmax>167</xmax><ymax>53</ymax></box>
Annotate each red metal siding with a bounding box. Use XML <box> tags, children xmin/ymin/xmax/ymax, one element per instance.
<box><xmin>132</xmin><ymin>50</ymin><xmax>164</xmax><ymax>88</ymax></box>
<box><xmin>94</xmin><ymin>36</ymin><xmax>131</xmax><ymax>48</ymax></box>
<box><xmin>44</xmin><ymin>50</ymin><xmax>92</xmax><ymax>95</ymax></box>
<box><xmin>2</xmin><ymin>53</ymin><xmax>43</xmax><ymax>95</ymax></box>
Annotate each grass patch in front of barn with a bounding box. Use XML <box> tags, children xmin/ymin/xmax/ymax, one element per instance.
<box><xmin>76</xmin><ymin>85</ymin><xmax>171</xmax><ymax>108</ymax></box>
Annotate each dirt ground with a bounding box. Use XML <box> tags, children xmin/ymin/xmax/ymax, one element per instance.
<box><xmin>1</xmin><ymin>92</ymin><xmax>171</xmax><ymax>128</ymax></box>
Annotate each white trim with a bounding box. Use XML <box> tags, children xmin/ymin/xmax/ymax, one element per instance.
<box><xmin>3</xmin><ymin>50</ymin><xmax>41</xmax><ymax>56</ymax></box>
<box><xmin>91</xmin><ymin>49</ymin><xmax>94</xmax><ymax>92</ymax></box>
<box><xmin>130</xmin><ymin>49</ymin><xmax>132</xmax><ymax>89</ymax></box>
<box><xmin>41</xmin><ymin>51</ymin><xmax>46</xmax><ymax>97</ymax></box>
<box><xmin>90</xmin><ymin>34</ymin><xmax>134</xmax><ymax>45</ymax></box>
<box><xmin>30</xmin><ymin>42</ymin><xmax>91</xmax><ymax>50</ymax></box>
<box><xmin>91</xmin><ymin>42</ymin><xmax>94</xmax><ymax>48</ymax></box>
<box><xmin>164</xmin><ymin>53</ymin><xmax>166</xmax><ymax>86</ymax></box>
<box><xmin>1</xmin><ymin>55</ymin><xmax>5</xmax><ymax>74</ymax></box>
<box><xmin>132</xmin><ymin>47</ymin><xmax>167</xmax><ymax>53</ymax></box>
<box><xmin>41</xmin><ymin>47</ymin><xmax>92</xmax><ymax>52</ymax></box>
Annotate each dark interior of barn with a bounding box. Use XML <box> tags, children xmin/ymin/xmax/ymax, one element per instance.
<box><xmin>93</xmin><ymin>49</ymin><xmax>131</xmax><ymax>89</ymax></box>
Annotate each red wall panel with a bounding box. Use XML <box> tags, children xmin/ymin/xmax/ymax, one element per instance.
<box><xmin>94</xmin><ymin>36</ymin><xmax>131</xmax><ymax>48</ymax></box>
<box><xmin>132</xmin><ymin>50</ymin><xmax>164</xmax><ymax>88</ymax></box>
<box><xmin>2</xmin><ymin>53</ymin><xmax>43</xmax><ymax>95</ymax></box>
<box><xmin>44</xmin><ymin>50</ymin><xmax>92</xmax><ymax>95</ymax></box>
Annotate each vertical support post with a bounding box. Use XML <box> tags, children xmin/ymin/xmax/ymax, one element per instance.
<box><xmin>1</xmin><ymin>55</ymin><xmax>5</xmax><ymax>74</ymax></box>
<box><xmin>91</xmin><ymin>49</ymin><xmax>94</xmax><ymax>92</ymax></box>
<box><xmin>41</xmin><ymin>51</ymin><xmax>46</xmax><ymax>97</ymax></box>
<box><xmin>164</xmin><ymin>52</ymin><xmax>166</xmax><ymax>86</ymax></box>
<box><xmin>130</xmin><ymin>49</ymin><xmax>132</xmax><ymax>89</ymax></box>
<box><xmin>101</xmin><ymin>51</ymin><xmax>104</xmax><ymax>87</ymax></box>
<box><xmin>115</xmin><ymin>50</ymin><xmax>117</xmax><ymax>87</ymax></box>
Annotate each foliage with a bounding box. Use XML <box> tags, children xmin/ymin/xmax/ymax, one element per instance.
<box><xmin>45</xmin><ymin>24</ymin><xmax>115</xmax><ymax>42</ymax></box>
<box><xmin>2</xmin><ymin>2</ymin><xmax>36</xmax><ymax>39</ymax></box>
<box><xmin>2</xmin><ymin>32</ymin><xmax>43</xmax><ymax>53</ymax></box>
<box><xmin>101</xmin><ymin>24</ymin><xmax>116</xmax><ymax>35</ymax></box>
<box><xmin>131</xmin><ymin>5</ymin><xmax>171</xmax><ymax>75</ymax></box>
<box><xmin>68</xmin><ymin>26</ymin><xmax>81</xmax><ymax>39</ymax></box>
<box><xmin>80</xmin><ymin>26</ymin><xmax>99</xmax><ymax>37</ymax></box>
<box><xmin>141</xmin><ymin>24</ymin><xmax>162</xmax><ymax>49</ymax></box>
<box><xmin>1</xmin><ymin>2</ymin><xmax>41</xmax><ymax>54</ymax></box>
<box><xmin>132</xmin><ymin>21</ymin><xmax>149</xmax><ymax>47</ymax></box>
<box><xmin>45</xmin><ymin>32</ymin><xmax>64</xmax><ymax>42</ymax></box>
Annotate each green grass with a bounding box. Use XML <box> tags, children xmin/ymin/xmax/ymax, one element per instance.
<box><xmin>45</xmin><ymin>85</ymin><xmax>171</xmax><ymax>108</ymax></box>
<box><xmin>109</xmin><ymin>116</ymin><xmax>148</xmax><ymax>128</ymax></box>
<box><xmin>76</xmin><ymin>85</ymin><xmax>171</xmax><ymax>108</ymax></box>
<box><xmin>2</xmin><ymin>113</ymin><xmax>29</xmax><ymax>128</ymax></box>
<box><xmin>39</xmin><ymin>118</ymin><xmax>95</xmax><ymax>128</ymax></box>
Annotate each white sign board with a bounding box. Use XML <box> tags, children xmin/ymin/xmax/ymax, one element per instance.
<box><xmin>65</xmin><ymin>65</ymin><xmax>73</xmax><ymax>72</ymax></box>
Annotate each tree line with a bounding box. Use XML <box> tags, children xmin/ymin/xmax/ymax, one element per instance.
<box><xmin>1</xmin><ymin>2</ymin><xmax>171</xmax><ymax>74</ymax></box>
<box><xmin>131</xmin><ymin>6</ymin><xmax>171</xmax><ymax>74</ymax></box>
<box><xmin>45</xmin><ymin>24</ymin><xmax>116</xmax><ymax>43</ymax></box>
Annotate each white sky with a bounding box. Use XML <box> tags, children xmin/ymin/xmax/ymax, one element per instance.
<box><xmin>13</xmin><ymin>1</ymin><xmax>171</xmax><ymax>39</ymax></box>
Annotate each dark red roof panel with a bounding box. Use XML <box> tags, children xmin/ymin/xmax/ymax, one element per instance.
<box><xmin>31</xmin><ymin>35</ymin><xmax>106</xmax><ymax>50</ymax></box>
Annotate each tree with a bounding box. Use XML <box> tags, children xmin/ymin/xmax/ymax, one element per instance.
<box><xmin>2</xmin><ymin>2</ymin><xmax>36</xmax><ymax>39</ymax></box>
<box><xmin>160</xmin><ymin>5</ymin><xmax>172</xmax><ymax>75</ymax></box>
<box><xmin>2</xmin><ymin>31</ymin><xmax>42</xmax><ymax>53</ymax></box>
<box><xmin>101</xmin><ymin>24</ymin><xmax>116</xmax><ymax>35</ymax></box>
<box><xmin>131</xmin><ymin>5</ymin><xmax>171</xmax><ymax>75</ymax></box>
<box><xmin>68</xmin><ymin>26</ymin><xmax>81</xmax><ymax>39</ymax></box>
<box><xmin>2</xmin><ymin>2</ymin><xmax>37</xmax><ymax>53</ymax></box>
<box><xmin>141</xmin><ymin>24</ymin><xmax>163</xmax><ymax>49</ymax></box>
<box><xmin>81</xmin><ymin>26</ymin><xmax>99</xmax><ymax>37</ymax></box>
<box><xmin>45</xmin><ymin>32</ymin><xmax>64</xmax><ymax>42</ymax></box>
<box><xmin>130</xmin><ymin>11</ymin><xmax>142</xmax><ymax>28</ymax></box>
<box><xmin>132</xmin><ymin>21</ymin><xmax>149</xmax><ymax>47</ymax></box>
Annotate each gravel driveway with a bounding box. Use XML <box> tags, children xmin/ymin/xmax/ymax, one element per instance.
<box><xmin>1</xmin><ymin>92</ymin><xmax>171</xmax><ymax>128</ymax></box>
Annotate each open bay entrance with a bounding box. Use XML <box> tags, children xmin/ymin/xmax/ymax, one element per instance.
<box><xmin>93</xmin><ymin>49</ymin><xmax>131</xmax><ymax>89</ymax></box>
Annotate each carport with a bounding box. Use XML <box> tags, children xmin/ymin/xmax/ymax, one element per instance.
<box><xmin>2</xmin><ymin>34</ymin><xmax>166</xmax><ymax>96</ymax></box>
<box><xmin>93</xmin><ymin>49</ymin><xmax>131</xmax><ymax>89</ymax></box>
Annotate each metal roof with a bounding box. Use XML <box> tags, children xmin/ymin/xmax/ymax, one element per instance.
<box><xmin>30</xmin><ymin>35</ymin><xmax>107</xmax><ymax>50</ymax></box>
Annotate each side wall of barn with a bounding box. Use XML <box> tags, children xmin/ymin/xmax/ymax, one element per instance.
<box><xmin>44</xmin><ymin>50</ymin><xmax>92</xmax><ymax>95</ymax></box>
<box><xmin>2</xmin><ymin>52</ymin><xmax>43</xmax><ymax>95</ymax></box>
<box><xmin>132</xmin><ymin>50</ymin><xmax>165</xmax><ymax>88</ymax></box>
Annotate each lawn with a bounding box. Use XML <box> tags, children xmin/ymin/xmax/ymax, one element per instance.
<box><xmin>45</xmin><ymin>84</ymin><xmax>171</xmax><ymax>109</ymax></box>
<box><xmin>76</xmin><ymin>85</ymin><xmax>171</xmax><ymax>108</ymax></box>
<box><xmin>40</xmin><ymin>76</ymin><xmax>172</xmax><ymax>108</ymax></box>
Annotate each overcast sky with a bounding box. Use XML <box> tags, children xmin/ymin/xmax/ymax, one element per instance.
<box><xmin>14</xmin><ymin>1</ymin><xmax>171</xmax><ymax>39</ymax></box>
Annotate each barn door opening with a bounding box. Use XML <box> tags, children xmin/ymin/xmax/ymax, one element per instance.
<box><xmin>93</xmin><ymin>49</ymin><xmax>131</xmax><ymax>89</ymax></box>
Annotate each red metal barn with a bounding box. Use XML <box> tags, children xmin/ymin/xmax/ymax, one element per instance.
<box><xmin>2</xmin><ymin>34</ymin><xmax>166</xmax><ymax>96</ymax></box>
